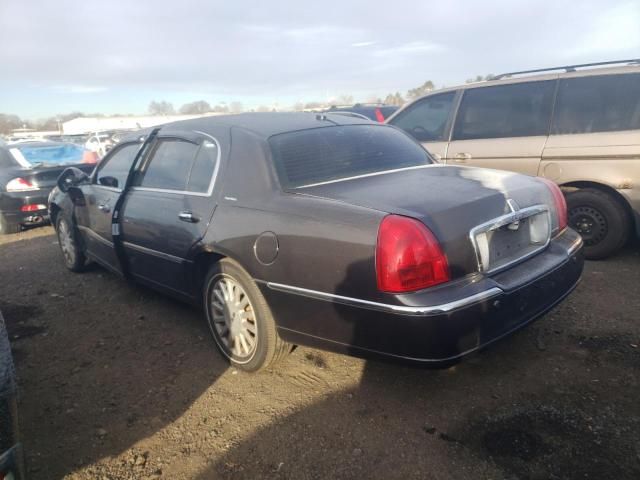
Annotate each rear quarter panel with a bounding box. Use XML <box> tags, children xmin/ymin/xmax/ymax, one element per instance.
<box><xmin>541</xmin><ymin>130</ymin><xmax>640</xmax><ymax>215</ymax></box>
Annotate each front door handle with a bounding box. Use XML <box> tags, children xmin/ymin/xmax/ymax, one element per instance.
<box><xmin>178</xmin><ymin>211</ymin><xmax>199</xmax><ymax>223</ymax></box>
<box><xmin>98</xmin><ymin>203</ymin><xmax>111</xmax><ymax>213</ymax></box>
<box><xmin>454</xmin><ymin>152</ymin><xmax>472</xmax><ymax>163</ymax></box>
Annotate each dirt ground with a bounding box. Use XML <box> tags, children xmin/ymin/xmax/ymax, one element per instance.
<box><xmin>0</xmin><ymin>225</ymin><xmax>639</xmax><ymax>480</ymax></box>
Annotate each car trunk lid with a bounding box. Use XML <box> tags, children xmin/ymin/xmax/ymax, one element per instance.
<box><xmin>297</xmin><ymin>165</ymin><xmax>556</xmax><ymax>279</ymax></box>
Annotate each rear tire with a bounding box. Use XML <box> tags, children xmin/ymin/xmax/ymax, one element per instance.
<box><xmin>55</xmin><ymin>213</ymin><xmax>87</xmax><ymax>272</ymax></box>
<box><xmin>203</xmin><ymin>258</ymin><xmax>291</xmax><ymax>372</ymax></box>
<box><xmin>566</xmin><ymin>188</ymin><xmax>629</xmax><ymax>260</ymax></box>
<box><xmin>0</xmin><ymin>214</ymin><xmax>20</xmax><ymax>235</ymax></box>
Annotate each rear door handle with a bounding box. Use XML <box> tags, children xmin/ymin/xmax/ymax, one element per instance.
<box><xmin>454</xmin><ymin>152</ymin><xmax>472</xmax><ymax>163</ymax></box>
<box><xmin>178</xmin><ymin>211</ymin><xmax>199</xmax><ymax>223</ymax></box>
<box><xmin>98</xmin><ymin>203</ymin><xmax>111</xmax><ymax>213</ymax></box>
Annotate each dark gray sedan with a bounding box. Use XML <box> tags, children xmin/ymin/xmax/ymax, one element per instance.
<box><xmin>48</xmin><ymin>113</ymin><xmax>583</xmax><ymax>371</ymax></box>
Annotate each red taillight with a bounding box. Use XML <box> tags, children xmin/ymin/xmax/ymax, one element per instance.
<box><xmin>374</xmin><ymin>107</ymin><xmax>385</xmax><ymax>123</ymax></box>
<box><xmin>539</xmin><ymin>178</ymin><xmax>567</xmax><ymax>233</ymax></box>
<box><xmin>20</xmin><ymin>204</ymin><xmax>46</xmax><ymax>212</ymax></box>
<box><xmin>6</xmin><ymin>177</ymin><xmax>38</xmax><ymax>192</ymax></box>
<box><xmin>376</xmin><ymin>215</ymin><xmax>450</xmax><ymax>293</ymax></box>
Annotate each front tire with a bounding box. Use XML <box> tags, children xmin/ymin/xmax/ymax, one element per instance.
<box><xmin>55</xmin><ymin>213</ymin><xmax>87</xmax><ymax>272</ymax></box>
<box><xmin>203</xmin><ymin>258</ymin><xmax>290</xmax><ymax>372</ymax></box>
<box><xmin>566</xmin><ymin>188</ymin><xmax>629</xmax><ymax>260</ymax></box>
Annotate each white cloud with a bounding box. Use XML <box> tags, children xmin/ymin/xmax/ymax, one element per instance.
<box><xmin>372</xmin><ymin>41</ymin><xmax>445</xmax><ymax>57</ymax></box>
<box><xmin>52</xmin><ymin>85</ymin><xmax>108</xmax><ymax>94</ymax></box>
<box><xmin>561</xmin><ymin>1</ymin><xmax>640</xmax><ymax>57</ymax></box>
<box><xmin>351</xmin><ymin>41</ymin><xmax>377</xmax><ymax>48</ymax></box>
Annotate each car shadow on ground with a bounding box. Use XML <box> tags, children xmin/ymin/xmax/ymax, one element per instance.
<box><xmin>198</xmin><ymin>339</ymin><xmax>640</xmax><ymax>480</ymax></box>
<box><xmin>0</xmin><ymin>231</ymin><xmax>230</xmax><ymax>478</ymax></box>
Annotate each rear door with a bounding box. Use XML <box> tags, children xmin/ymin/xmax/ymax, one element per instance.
<box><xmin>121</xmin><ymin>132</ymin><xmax>220</xmax><ymax>295</ymax></box>
<box><xmin>446</xmin><ymin>80</ymin><xmax>556</xmax><ymax>175</ymax></box>
<box><xmin>388</xmin><ymin>91</ymin><xmax>458</xmax><ymax>161</ymax></box>
<box><xmin>75</xmin><ymin>142</ymin><xmax>141</xmax><ymax>274</ymax></box>
<box><xmin>542</xmin><ymin>72</ymin><xmax>640</xmax><ymax>182</ymax></box>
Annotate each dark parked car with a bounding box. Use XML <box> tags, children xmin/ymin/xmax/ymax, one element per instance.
<box><xmin>48</xmin><ymin>113</ymin><xmax>584</xmax><ymax>372</ymax></box>
<box><xmin>0</xmin><ymin>311</ymin><xmax>25</xmax><ymax>479</ymax></box>
<box><xmin>0</xmin><ymin>141</ymin><xmax>97</xmax><ymax>234</ymax></box>
<box><xmin>326</xmin><ymin>104</ymin><xmax>399</xmax><ymax>122</ymax></box>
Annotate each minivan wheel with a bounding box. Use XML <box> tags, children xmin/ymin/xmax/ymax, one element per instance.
<box><xmin>56</xmin><ymin>213</ymin><xmax>87</xmax><ymax>272</ymax></box>
<box><xmin>203</xmin><ymin>258</ymin><xmax>291</xmax><ymax>372</ymax></box>
<box><xmin>566</xmin><ymin>188</ymin><xmax>629</xmax><ymax>260</ymax></box>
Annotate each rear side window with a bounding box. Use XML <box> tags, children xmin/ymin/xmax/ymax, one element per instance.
<box><xmin>186</xmin><ymin>140</ymin><xmax>218</xmax><ymax>193</ymax></box>
<box><xmin>453</xmin><ymin>81</ymin><xmax>555</xmax><ymax>140</ymax></box>
<box><xmin>552</xmin><ymin>73</ymin><xmax>640</xmax><ymax>135</ymax></box>
<box><xmin>138</xmin><ymin>139</ymin><xmax>199</xmax><ymax>191</ymax></box>
<box><xmin>96</xmin><ymin>143</ymin><xmax>140</xmax><ymax>189</ymax></box>
<box><xmin>390</xmin><ymin>92</ymin><xmax>456</xmax><ymax>142</ymax></box>
<box><xmin>270</xmin><ymin>125</ymin><xmax>432</xmax><ymax>188</ymax></box>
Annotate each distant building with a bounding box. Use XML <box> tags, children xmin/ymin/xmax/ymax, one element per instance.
<box><xmin>62</xmin><ymin>113</ymin><xmax>224</xmax><ymax>135</ymax></box>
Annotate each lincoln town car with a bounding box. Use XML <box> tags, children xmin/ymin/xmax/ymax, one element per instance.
<box><xmin>48</xmin><ymin>113</ymin><xmax>584</xmax><ymax>371</ymax></box>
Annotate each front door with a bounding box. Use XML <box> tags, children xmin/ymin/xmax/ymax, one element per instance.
<box><xmin>445</xmin><ymin>80</ymin><xmax>557</xmax><ymax>176</ymax></box>
<box><xmin>120</xmin><ymin>132</ymin><xmax>220</xmax><ymax>295</ymax></box>
<box><xmin>75</xmin><ymin>142</ymin><xmax>141</xmax><ymax>274</ymax></box>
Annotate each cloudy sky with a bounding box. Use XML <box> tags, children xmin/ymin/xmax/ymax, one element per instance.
<box><xmin>1</xmin><ymin>0</ymin><xmax>638</xmax><ymax>119</ymax></box>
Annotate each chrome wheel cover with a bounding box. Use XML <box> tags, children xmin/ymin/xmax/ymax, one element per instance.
<box><xmin>58</xmin><ymin>219</ymin><xmax>76</xmax><ymax>266</ymax></box>
<box><xmin>209</xmin><ymin>275</ymin><xmax>258</xmax><ymax>362</ymax></box>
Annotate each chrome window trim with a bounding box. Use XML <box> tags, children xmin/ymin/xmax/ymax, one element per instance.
<box><xmin>295</xmin><ymin>164</ymin><xmax>437</xmax><ymax>189</ymax></box>
<box><xmin>265</xmin><ymin>282</ymin><xmax>503</xmax><ymax>316</ymax></box>
<box><xmin>132</xmin><ymin>132</ymin><xmax>221</xmax><ymax>197</ymax></box>
<box><xmin>469</xmin><ymin>204</ymin><xmax>551</xmax><ymax>274</ymax></box>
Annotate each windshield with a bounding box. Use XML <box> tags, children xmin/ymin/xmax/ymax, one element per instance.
<box><xmin>11</xmin><ymin>143</ymin><xmax>86</xmax><ymax>167</ymax></box>
<box><xmin>269</xmin><ymin>125</ymin><xmax>432</xmax><ymax>189</ymax></box>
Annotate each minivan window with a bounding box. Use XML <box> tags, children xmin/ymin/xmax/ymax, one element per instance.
<box><xmin>138</xmin><ymin>139</ymin><xmax>199</xmax><ymax>191</ymax></box>
<box><xmin>96</xmin><ymin>143</ymin><xmax>140</xmax><ymax>189</ymax></box>
<box><xmin>390</xmin><ymin>92</ymin><xmax>456</xmax><ymax>142</ymax></box>
<box><xmin>452</xmin><ymin>81</ymin><xmax>555</xmax><ymax>140</ymax></box>
<box><xmin>270</xmin><ymin>125</ymin><xmax>432</xmax><ymax>188</ymax></box>
<box><xmin>186</xmin><ymin>140</ymin><xmax>218</xmax><ymax>193</ymax></box>
<box><xmin>552</xmin><ymin>73</ymin><xmax>640</xmax><ymax>135</ymax></box>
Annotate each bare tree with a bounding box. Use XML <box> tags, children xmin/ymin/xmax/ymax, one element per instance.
<box><xmin>229</xmin><ymin>102</ymin><xmax>243</xmax><ymax>113</ymax></box>
<box><xmin>179</xmin><ymin>100</ymin><xmax>212</xmax><ymax>114</ymax></box>
<box><xmin>336</xmin><ymin>94</ymin><xmax>354</xmax><ymax>105</ymax></box>
<box><xmin>148</xmin><ymin>100</ymin><xmax>175</xmax><ymax>115</ymax></box>
<box><xmin>406</xmin><ymin>81</ymin><xmax>435</xmax><ymax>100</ymax></box>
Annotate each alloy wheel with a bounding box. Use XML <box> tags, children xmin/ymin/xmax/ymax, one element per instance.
<box><xmin>209</xmin><ymin>276</ymin><xmax>258</xmax><ymax>360</ymax></box>
<box><xmin>58</xmin><ymin>219</ymin><xmax>76</xmax><ymax>266</ymax></box>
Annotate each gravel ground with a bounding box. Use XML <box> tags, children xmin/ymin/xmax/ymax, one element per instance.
<box><xmin>1</xmin><ymin>226</ymin><xmax>639</xmax><ymax>480</ymax></box>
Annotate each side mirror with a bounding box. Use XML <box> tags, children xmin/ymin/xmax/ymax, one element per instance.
<box><xmin>98</xmin><ymin>176</ymin><xmax>119</xmax><ymax>188</ymax></box>
<box><xmin>57</xmin><ymin>167</ymin><xmax>90</xmax><ymax>193</ymax></box>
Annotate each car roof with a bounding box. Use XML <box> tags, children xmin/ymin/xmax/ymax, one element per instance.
<box><xmin>158</xmin><ymin>112</ymin><xmax>375</xmax><ymax>139</ymax></box>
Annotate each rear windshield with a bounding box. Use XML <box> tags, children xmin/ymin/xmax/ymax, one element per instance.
<box><xmin>0</xmin><ymin>148</ymin><xmax>17</xmax><ymax>168</ymax></box>
<box><xmin>12</xmin><ymin>143</ymin><xmax>85</xmax><ymax>167</ymax></box>
<box><xmin>269</xmin><ymin>125</ymin><xmax>431</xmax><ymax>188</ymax></box>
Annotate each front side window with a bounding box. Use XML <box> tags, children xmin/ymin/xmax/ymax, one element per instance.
<box><xmin>452</xmin><ymin>81</ymin><xmax>555</xmax><ymax>140</ymax></box>
<box><xmin>552</xmin><ymin>73</ymin><xmax>640</xmax><ymax>135</ymax></box>
<box><xmin>270</xmin><ymin>125</ymin><xmax>432</xmax><ymax>188</ymax></box>
<box><xmin>390</xmin><ymin>92</ymin><xmax>456</xmax><ymax>142</ymax></box>
<box><xmin>137</xmin><ymin>139</ymin><xmax>199</xmax><ymax>191</ymax></box>
<box><xmin>96</xmin><ymin>143</ymin><xmax>140</xmax><ymax>189</ymax></box>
